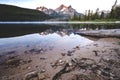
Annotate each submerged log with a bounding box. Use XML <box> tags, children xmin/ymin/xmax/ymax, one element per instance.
<box><xmin>76</xmin><ymin>29</ymin><xmax>120</xmax><ymax>38</ymax></box>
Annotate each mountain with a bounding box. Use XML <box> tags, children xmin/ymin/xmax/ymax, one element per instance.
<box><xmin>36</xmin><ymin>4</ymin><xmax>83</xmax><ymax>19</ymax></box>
<box><xmin>55</xmin><ymin>4</ymin><xmax>82</xmax><ymax>18</ymax></box>
<box><xmin>0</xmin><ymin>4</ymin><xmax>51</xmax><ymax>21</ymax></box>
<box><xmin>36</xmin><ymin>6</ymin><xmax>61</xmax><ymax>18</ymax></box>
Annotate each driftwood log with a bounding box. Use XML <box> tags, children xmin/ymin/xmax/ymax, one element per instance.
<box><xmin>76</xmin><ymin>29</ymin><xmax>120</xmax><ymax>38</ymax></box>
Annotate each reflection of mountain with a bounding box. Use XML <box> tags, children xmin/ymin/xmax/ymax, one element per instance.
<box><xmin>0</xmin><ymin>4</ymin><xmax>51</xmax><ymax>21</ymax></box>
<box><xmin>40</xmin><ymin>29</ymin><xmax>74</xmax><ymax>37</ymax></box>
<box><xmin>36</xmin><ymin>4</ymin><xmax>83</xmax><ymax>19</ymax></box>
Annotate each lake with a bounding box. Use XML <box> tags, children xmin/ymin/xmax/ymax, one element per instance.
<box><xmin>0</xmin><ymin>22</ymin><xmax>120</xmax><ymax>80</ymax></box>
<box><xmin>0</xmin><ymin>22</ymin><xmax>120</xmax><ymax>55</ymax></box>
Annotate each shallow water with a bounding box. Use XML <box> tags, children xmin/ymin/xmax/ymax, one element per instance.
<box><xmin>0</xmin><ymin>30</ymin><xmax>93</xmax><ymax>55</ymax></box>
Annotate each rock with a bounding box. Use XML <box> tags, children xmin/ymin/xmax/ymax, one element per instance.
<box><xmin>26</xmin><ymin>45</ymin><xmax>30</xmax><ymax>47</ymax></box>
<box><xmin>74</xmin><ymin>46</ymin><xmax>80</xmax><ymax>49</ymax></box>
<box><xmin>24</xmin><ymin>71</ymin><xmax>38</xmax><ymax>80</ymax></box>
<box><xmin>67</xmin><ymin>53</ymin><xmax>72</xmax><ymax>56</ymax></box>
<box><xmin>97</xmin><ymin>70</ymin><xmax>102</xmax><ymax>75</ymax></box>
<box><xmin>27</xmin><ymin>66</ymin><xmax>31</xmax><ymax>70</ymax></box>
<box><xmin>68</xmin><ymin>62</ymin><xmax>72</xmax><ymax>66</ymax></box>
<box><xmin>24</xmin><ymin>51</ymin><xmax>29</xmax><ymax>54</ymax></box>
<box><xmin>6</xmin><ymin>51</ymin><xmax>16</xmax><ymax>54</ymax></box>
<box><xmin>4</xmin><ymin>58</ymin><xmax>21</xmax><ymax>67</ymax></box>
<box><xmin>67</xmin><ymin>50</ymin><xmax>75</xmax><ymax>56</ymax></box>
<box><xmin>101</xmin><ymin>71</ymin><xmax>110</xmax><ymax>77</ymax></box>
<box><xmin>28</xmin><ymin>59</ymin><xmax>32</xmax><ymax>63</ymax></box>
<box><xmin>58</xmin><ymin>59</ymin><xmax>65</xmax><ymax>65</ymax></box>
<box><xmin>93</xmin><ymin>50</ymin><xmax>98</xmax><ymax>56</ymax></box>
<box><xmin>40</xmin><ymin>69</ymin><xmax>46</xmax><ymax>73</ymax></box>
<box><xmin>35</xmin><ymin>65</ymin><xmax>38</xmax><ymax>68</ymax></box>
<box><xmin>93</xmin><ymin>44</ymin><xmax>98</xmax><ymax>47</ymax></box>
<box><xmin>38</xmin><ymin>73</ymin><xmax>45</xmax><ymax>80</ymax></box>
<box><xmin>40</xmin><ymin>57</ymin><xmax>46</xmax><ymax>60</ymax></box>
<box><xmin>50</xmin><ymin>63</ymin><xmax>55</xmax><ymax>68</ymax></box>
<box><xmin>44</xmin><ymin>73</ymin><xmax>50</xmax><ymax>78</ymax></box>
<box><xmin>51</xmin><ymin>59</ymin><xmax>65</xmax><ymax>68</ymax></box>
<box><xmin>61</xmin><ymin>53</ymin><xmax>65</xmax><ymax>56</ymax></box>
<box><xmin>29</xmin><ymin>49</ymin><xmax>36</xmax><ymax>53</ymax></box>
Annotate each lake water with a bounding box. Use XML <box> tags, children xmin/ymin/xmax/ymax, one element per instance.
<box><xmin>0</xmin><ymin>22</ymin><xmax>120</xmax><ymax>55</ymax></box>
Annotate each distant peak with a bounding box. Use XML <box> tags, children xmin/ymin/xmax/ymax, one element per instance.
<box><xmin>55</xmin><ymin>4</ymin><xmax>73</xmax><ymax>12</ymax></box>
<box><xmin>36</xmin><ymin>6</ymin><xmax>48</xmax><ymax>11</ymax></box>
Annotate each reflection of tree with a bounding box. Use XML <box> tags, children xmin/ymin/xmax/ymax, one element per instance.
<box><xmin>40</xmin><ymin>24</ymin><xmax>120</xmax><ymax>37</ymax></box>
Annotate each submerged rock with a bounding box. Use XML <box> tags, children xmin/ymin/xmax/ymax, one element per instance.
<box><xmin>38</xmin><ymin>73</ymin><xmax>45</xmax><ymax>80</ymax></box>
<box><xmin>24</xmin><ymin>71</ymin><xmax>38</xmax><ymax>80</ymax></box>
<box><xmin>61</xmin><ymin>53</ymin><xmax>65</xmax><ymax>56</ymax></box>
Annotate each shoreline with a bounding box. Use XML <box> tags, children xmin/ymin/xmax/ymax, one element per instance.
<box><xmin>0</xmin><ymin>21</ymin><xmax>120</xmax><ymax>24</ymax></box>
<box><xmin>0</xmin><ymin>37</ymin><xmax>120</xmax><ymax>80</ymax></box>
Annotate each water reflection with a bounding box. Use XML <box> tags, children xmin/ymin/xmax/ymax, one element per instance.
<box><xmin>0</xmin><ymin>23</ymin><xmax>120</xmax><ymax>55</ymax></box>
<box><xmin>0</xmin><ymin>30</ymin><xmax>93</xmax><ymax>54</ymax></box>
<box><xmin>0</xmin><ymin>23</ymin><xmax>120</xmax><ymax>38</ymax></box>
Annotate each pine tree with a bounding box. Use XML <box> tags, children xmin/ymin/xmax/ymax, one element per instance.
<box><xmin>100</xmin><ymin>11</ymin><xmax>105</xmax><ymax>19</ymax></box>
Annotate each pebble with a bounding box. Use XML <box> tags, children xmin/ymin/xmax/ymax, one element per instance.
<box><xmin>97</xmin><ymin>70</ymin><xmax>102</xmax><ymax>75</ymax></box>
<box><xmin>74</xmin><ymin>46</ymin><xmax>80</xmax><ymax>49</ymax></box>
<box><xmin>38</xmin><ymin>73</ymin><xmax>45</xmax><ymax>80</ymax></box>
<box><xmin>67</xmin><ymin>53</ymin><xmax>72</xmax><ymax>56</ymax></box>
<box><xmin>61</xmin><ymin>53</ymin><xmax>65</xmax><ymax>56</ymax></box>
<box><xmin>93</xmin><ymin>50</ymin><xmax>98</xmax><ymax>56</ymax></box>
<box><xmin>27</xmin><ymin>66</ymin><xmax>31</xmax><ymax>70</ymax></box>
<box><xmin>44</xmin><ymin>73</ymin><xmax>50</xmax><ymax>78</ymax></box>
<box><xmin>59</xmin><ymin>59</ymin><xmax>65</xmax><ymax>65</ymax></box>
<box><xmin>68</xmin><ymin>62</ymin><xmax>72</xmax><ymax>66</ymax></box>
<box><xmin>40</xmin><ymin>57</ymin><xmax>46</xmax><ymax>60</ymax></box>
<box><xmin>24</xmin><ymin>71</ymin><xmax>37</xmax><ymax>80</ymax></box>
<box><xmin>40</xmin><ymin>69</ymin><xmax>46</xmax><ymax>73</ymax></box>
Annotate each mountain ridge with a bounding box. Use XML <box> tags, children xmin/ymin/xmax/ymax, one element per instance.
<box><xmin>36</xmin><ymin>4</ymin><xmax>83</xmax><ymax>19</ymax></box>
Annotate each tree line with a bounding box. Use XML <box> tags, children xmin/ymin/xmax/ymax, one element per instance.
<box><xmin>71</xmin><ymin>0</ymin><xmax>120</xmax><ymax>21</ymax></box>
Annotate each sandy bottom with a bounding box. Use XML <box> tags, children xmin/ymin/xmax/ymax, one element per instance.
<box><xmin>0</xmin><ymin>38</ymin><xmax>120</xmax><ymax>80</ymax></box>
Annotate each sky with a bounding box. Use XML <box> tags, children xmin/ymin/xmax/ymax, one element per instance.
<box><xmin>0</xmin><ymin>0</ymin><xmax>120</xmax><ymax>13</ymax></box>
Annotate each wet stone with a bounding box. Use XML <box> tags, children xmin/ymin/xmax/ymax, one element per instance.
<box><xmin>93</xmin><ymin>50</ymin><xmax>98</xmax><ymax>56</ymax></box>
<box><xmin>6</xmin><ymin>51</ymin><xmax>16</xmax><ymax>55</ymax></box>
<box><xmin>67</xmin><ymin>53</ymin><xmax>73</xmax><ymax>56</ymax></box>
<box><xmin>51</xmin><ymin>59</ymin><xmax>65</xmax><ymax>68</ymax></box>
<box><xmin>40</xmin><ymin>57</ymin><xmax>46</xmax><ymax>60</ymax></box>
<box><xmin>38</xmin><ymin>73</ymin><xmax>45</xmax><ymax>80</ymax></box>
<box><xmin>40</xmin><ymin>69</ymin><xmax>46</xmax><ymax>73</ymax></box>
<box><xmin>27</xmin><ymin>66</ymin><xmax>31</xmax><ymax>70</ymax></box>
<box><xmin>28</xmin><ymin>59</ymin><xmax>32</xmax><ymax>63</ymax></box>
<box><xmin>74</xmin><ymin>46</ymin><xmax>80</xmax><ymax>50</ymax></box>
<box><xmin>24</xmin><ymin>71</ymin><xmax>38</xmax><ymax>80</ymax></box>
<box><xmin>61</xmin><ymin>53</ymin><xmax>65</xmax><ymax>56</ymax></box>
<box><xmin>26</xmin><ymin>45</ymin><xmax>30</xmax><ymax>47</ymax></box>
<box><xmin>4</xmin><ymin>58</ymin><xmax>21</xmax><ymax>67</ymax></box>
<box><xmin>93</xmin><ymin>44</ymin><xmax>98</xmax><ymax>47</ymax></box>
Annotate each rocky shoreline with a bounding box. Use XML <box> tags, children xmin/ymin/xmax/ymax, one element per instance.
<box><xmin>0</xmin><ymin>37</ymin><xmax>120</xmax><ymax>80</ymax></box>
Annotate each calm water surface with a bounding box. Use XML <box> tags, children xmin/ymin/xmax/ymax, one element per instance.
<box><xmin>0</xmin><ymin>22</ymin><xmax>120</xmax><ymax>54</ymax></box>
<box><xmin>0</xmin><ymin>29</ymin><xmax>93</xmax><ymax>54</ymax></box>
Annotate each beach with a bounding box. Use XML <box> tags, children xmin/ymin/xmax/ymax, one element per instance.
<box><xmin>0</xmin><ymin>36</ymin><xmax>120</xmax><ymax>80</ymax></box>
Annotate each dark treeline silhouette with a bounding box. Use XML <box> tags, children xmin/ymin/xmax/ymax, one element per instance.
<box><xmin>71</xmin><ymin>0</ymin><xmax>120</xmax><ymax>21</ymax></box>
<box><xmin>0</xmin><ymin>4</ymin><xmax>51</xmax><ymax>21</ymax></box>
